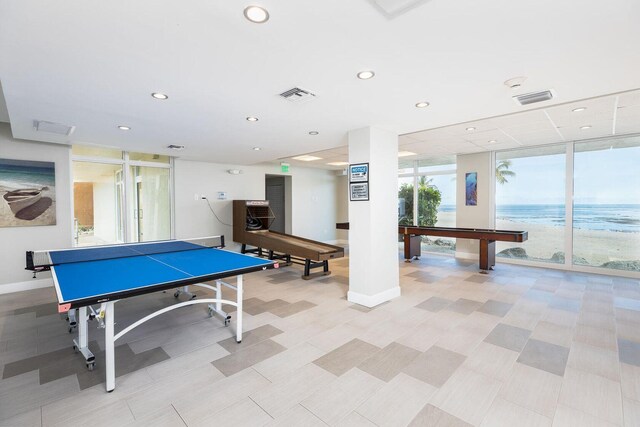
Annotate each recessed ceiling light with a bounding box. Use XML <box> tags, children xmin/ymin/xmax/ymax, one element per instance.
<box><xmin>415</xmin><ymin>102</ymin><xmax>430</xmax><ymax>108</ymax></box>
<box><xmin>292</xmin><ymin>155</ymin><xmax>322</xmax><ymax>161</ymax></box>
<box><xmin>466</xmin><ymin>127</ymin><xmax>476</xmax><ymax>131</ymax></box>
<box><xmin>327</xmin><ymin>161</ymin><xmax>349</xmax><ymax>166</ymax></box>
<box><xmin>167</xmin><ymin>144</ymin><xmax>185</xmax><ymax>150</ymax></box>
<box><xmin>580</xmin><ymin>125</ymin><xmax>592</xmax><ymax>130</ymax></box>
<box><xmin>243</xmin><ymin>5</ymin><xmax>269</xmax><ymax>23</ymax></box>
<box><xmin>309</xmin><ymin>131</ymin><xmax>319</xmax><ymax>135</ymax></box>
<box><xmin>398</xmin><ymin>151</ymin><xmax>416</xmax><ymax>157</ymax></box>
<box><xmin>488</xmin><ymin>140</ymin><xmax>497</xmax><ymax>144</ymax></box>
<box><xmin>151</xmin><ymin>92</ymin><xmax>168</xmax><ymax>100</ymax></box>
<box><xmin>117</xmin><ymin>125</ymin><xmax>131</xmax><ymax>131</ymax></box>
<box><xmin>572</xmin><ymin>107</ymin><xmax>587</xmax><ymax>112</ymax></box>
<box><xmin>252</xmin><ymin>147</ymin><xmax>261</xmax><ymax>151</ymax></box>
<box><xmin>357</xmin><ymin>70</ymin><xmax>375</xmax><ymax>80</ymax></box>
<box><xmin>246</xmin><ymin>116</ymin><xmax>259</xmax><ymax>122</ymax></box>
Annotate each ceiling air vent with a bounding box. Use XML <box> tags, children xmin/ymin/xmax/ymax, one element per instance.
<box><xmin>33</xmin><ymin>120</ymin><xmax>75</xmax><ymax>136</ymax></box>
<box><xmin>279</xmin><ymin>87</ymin><xmax>316</xmax><ymax>103</ymax></box>
<box><xmin>513</xmin><ymin>90</ymin><xmax>554</xmax><ymax>106</ymax></box>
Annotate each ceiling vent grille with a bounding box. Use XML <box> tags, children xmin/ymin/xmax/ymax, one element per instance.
<box><xmin>33</xmin><ymin>120</ymin><xmax>75</xmax><ymax>136</ymax></box>
<box><xmin>279</xmin><ymin>87</ymin><xmax>316</xmax><ymax>103</ymax></box>
<box><xmin>513</xmin><ymin>90</ymin><xmax>554</xmax><ymax>106</ymax></box>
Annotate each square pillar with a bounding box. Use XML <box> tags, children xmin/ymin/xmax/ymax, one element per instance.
<box><xmin>347</xmin><ymin>127</ymin><xmax>400</xmax><ymax>307</ymax></box>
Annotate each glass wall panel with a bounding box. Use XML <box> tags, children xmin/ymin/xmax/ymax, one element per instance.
<box><xmin>398</xmin><ymin>176</ymin><xmax>414</xmax><ymax>225</ymax></box>
<box><xmin>573</xmin><ymin>137</ymin><xmax>640</xmax><ymax>271</ymax></box>
<box><xmin>495</xmin><ymin>145</ymin><xmax>566</xmax><ymax>263</ymax></box>
<box><xmin>129</xmin><ymin>166</ymin><xmax>171</xmax><ymax>242</ymax></box>
<box><xmin>417</xmin><ymin>173</ymin><xmax>456</xmax><ymax>254</ymax></box>
<box><xmin>72</xmin><ymin>162</ymin><xmax>124</xmax><ymax>246</ymax></box>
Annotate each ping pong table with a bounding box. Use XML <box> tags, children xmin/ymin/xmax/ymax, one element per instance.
<box><xmin>26</xmin><ymin>236</ymin><xmax>277</xmax><ymax>392</ymax></box>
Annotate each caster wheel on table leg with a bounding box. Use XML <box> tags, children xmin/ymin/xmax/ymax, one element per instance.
<box><xmin>86</xmin><ymin>362</ymin><xmax>95</xmax><ymax>371</ymax></box>
<box><xmin>224</xmin><ymin>316</ymin><xmax>231</xmax><ymax>326</ymax></box>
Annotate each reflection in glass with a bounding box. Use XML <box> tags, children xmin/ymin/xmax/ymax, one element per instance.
<box><xmin>72</xmin><ymin>162</ymin><xmax>124</xmax><ymax>246</ymax></box>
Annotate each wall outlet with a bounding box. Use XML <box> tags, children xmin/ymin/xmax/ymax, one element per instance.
<box><xmin>194</xmin><ymin>193</ymin><xmax>199</xmax><ymax>201</ymax></box>
<box><xmin>217</xmin><ymin>192</ymin><xmax>227</xmax><ymax>200</ymax></box>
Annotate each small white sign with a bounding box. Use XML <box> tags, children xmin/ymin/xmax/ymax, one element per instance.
<box><xmin>350</xmin><ymin>182</ymin><xmax>369</xmax><ymax>201</ymax></box>
<box><xmin>349</xmin><ymin>163</ymin><xmax>369</xmax><ymax>182</ymax></box>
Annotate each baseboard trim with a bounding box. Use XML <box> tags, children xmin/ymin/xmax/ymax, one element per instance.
<box><xmin>348</xmin><ymin>286</ymin><xmax>401</xmax><ymax>308</ymax></box>
<box><xmin>0</xmin><ymin>278</ymin><xmax>53</xmax><ymax>295</ymax></box>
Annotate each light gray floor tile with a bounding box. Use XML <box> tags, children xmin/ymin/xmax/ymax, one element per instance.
<box><xmin>356</xmin><ymin>373</ymin><xmax>436</xmax><ymax>426</ymax></box>
<box><xmin>250</xmin><ymin>363</ymin><xmax>335</xmax><ymax>418</ymax></box>
<box><xmin>301</xmin><ymin>368</ymin><xmax>384</xmax><ymax>425</ymax></box>
<box><xmin>402</xmin><ymin>345</ymin><xmax>466</xmax><ymax>387</ymax></box>
<box><xmin>549</xmin><ymin>296</ymin><xmax>582</xmax><ymax>313</ymax></box>
<box><xmin>484</xmin><ymin>323</ymin><xmax>531</xmax><ymax>352</ymax></box>
<box><xmin>517</xmin><ymin>339</ymin><xmax>570</xmax><ymax>377</ymax></box>
<box><xmin>264</xmin><ymin>404</ymin><xmax>327</xmax><ymax>427</ymax></box>
<box><xmin>313</xmin><ymin>338</ymin><xmax>380</xmax><ymax>377</ymax></box>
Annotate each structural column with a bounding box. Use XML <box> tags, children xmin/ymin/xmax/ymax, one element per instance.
<box><xmin>347</xmin><ymin>127</ymin><xmax>400</xmax><ymax>307</ymax></box>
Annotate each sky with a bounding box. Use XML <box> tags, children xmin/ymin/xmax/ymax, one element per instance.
<box><xmin>496</xmin><ymin>145</ymin><xmax>640</xmax><ymax>205</ymax></box>
<box><xmin>400</xmin><ymin>144</ymin><xmax>640</xmax><ymax>207</ymax></box>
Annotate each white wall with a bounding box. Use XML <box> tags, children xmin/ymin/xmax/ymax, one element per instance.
<box><xmin>455</xmin><ymin>152</ymin><xmax>493</xmax><ymax>258</ymax></box>
<box><xmin>174</xmin><ymin>159</ymin><xmax>340</xmax><ymax>250</ymax></box>
<box><xmin>0</xmin><ymin>123</ymin><xmax>73</xmax><ymax>292</ymax></box>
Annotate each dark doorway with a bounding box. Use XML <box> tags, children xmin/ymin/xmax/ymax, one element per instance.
<box><xmin>266</xmin><ymin>175</ymin><xmax>285</xmax><ymax>233</ymax></box>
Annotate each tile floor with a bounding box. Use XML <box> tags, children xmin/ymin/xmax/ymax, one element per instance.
<box><xmin>1</xmin><ymin>252</ymin><xmax>640</xmax><ymax>426</ymax></box>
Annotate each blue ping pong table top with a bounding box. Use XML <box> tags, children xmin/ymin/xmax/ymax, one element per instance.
<box><xmin>52</xmin><ymin>246</ymin><xmax>274</xmax><ymax>304</ymax></box>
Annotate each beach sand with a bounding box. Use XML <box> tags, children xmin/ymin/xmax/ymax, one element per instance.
<box><xmin>0</xmin><ymin>184</ymin><xmax>57</xmax><ymax>227</ymax></box>
<box><xmin>431</xmin><ymin>211</ymin><xmax>640</xmax><ymax>268</ymax></box>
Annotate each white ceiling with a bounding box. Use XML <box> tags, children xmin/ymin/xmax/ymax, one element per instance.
<box><xmin>1</xmin><ymin>0</ymin><xmax>639</xmax><ymax>165</ymax></box>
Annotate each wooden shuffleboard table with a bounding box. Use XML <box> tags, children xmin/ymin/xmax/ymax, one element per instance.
<box><xmin>336</xmin><ymin>222</ymin><xmax>528</xmax><ymax>273</ymax></box>
<box><xmin>398</xmin><ymin>225</ymin><xmax>528</xmax><ymax>272</ymax></box>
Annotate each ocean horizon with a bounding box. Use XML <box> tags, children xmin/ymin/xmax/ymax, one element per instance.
<box><xmin>439</xmin><ymin>204</ymin><xmax>640</xmax><ymax>233</ymax></box>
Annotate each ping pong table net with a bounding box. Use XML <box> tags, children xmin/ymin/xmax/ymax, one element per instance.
<box><xmin>26</xmin><ymin>236</ymin><xmax>225</xmax><ymax>272</ymax></box>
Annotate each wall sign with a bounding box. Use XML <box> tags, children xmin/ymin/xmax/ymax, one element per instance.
<box><xmin>349</xmin><ymin>163</ymin><xmax>369</xmax><ymax>183</ymax></box>
<box><xmin>350</xmin><ymin>182</ymin><xmax>369</xmax><ymax>201</ymax></box>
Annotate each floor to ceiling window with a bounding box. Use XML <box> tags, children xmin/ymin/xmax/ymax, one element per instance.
<box><xmin>398</xmin><ymin>156</ymin><xmax>456</xmax><ymax>254</ymax></box>
<box><xmin>494</xmin><ymin>135</ymin><xmax>640</xmax><ymax>275</ymax></box>
<box><xmin>495</xmin><ymin>145</ymin><xmax>566</xmax><ymax>264</ymax></box>
<box><xmin>72</xmin><ymin>147</ymin><xmax>172</xmax><ymax>246</ymax></box>
<box><xmin>573</xmin><ymin>137</ymin><xmax>640</xmax><ymax>271</ymax></box>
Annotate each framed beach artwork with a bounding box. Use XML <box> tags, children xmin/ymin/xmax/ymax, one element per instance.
<box><xmin>465</xmin><ymin>172</ymin><xmax>477</xmax><ymax>206</ymax></box>
<box><xmin>0</xmin><ymin>158</ymin><xmax>56</xmax><ymax>227</ymax></box>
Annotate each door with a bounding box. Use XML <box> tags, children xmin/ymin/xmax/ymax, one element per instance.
<box><xmin>265</xmin><ymin>175</ymin><xmax>285</xmax><ymax>233</ymax></box>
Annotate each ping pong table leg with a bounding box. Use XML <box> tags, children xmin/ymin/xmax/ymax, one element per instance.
<box><xmin>72</xmin><ymin>306</ymin><xmax>95</xmax><ymax>370</ymax></box>
<box><xmin>236</xmin><ymin>275</ymin><xmax>243</xmax><ymax>343</ymax></box>
<box><xmin>105</xmin><ymin>302</ymin><xmax>115</xmax><ymax>392</ymax></box>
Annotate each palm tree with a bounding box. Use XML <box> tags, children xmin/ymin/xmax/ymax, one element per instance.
<box><xmin>496</xmin><ymin>160</ymin><xmax>515</xmax><ymax>185</ymax></box>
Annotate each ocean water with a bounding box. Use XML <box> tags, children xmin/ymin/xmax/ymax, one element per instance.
<box><xmin>0</xmin><ymin>162</ymin><xmax>55</xmax><ymax>189</ymax></box>
<box><xmin>439</xmin><ymin>204</ymin><xmax>640</xmax><ymax>233</ymax></box>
